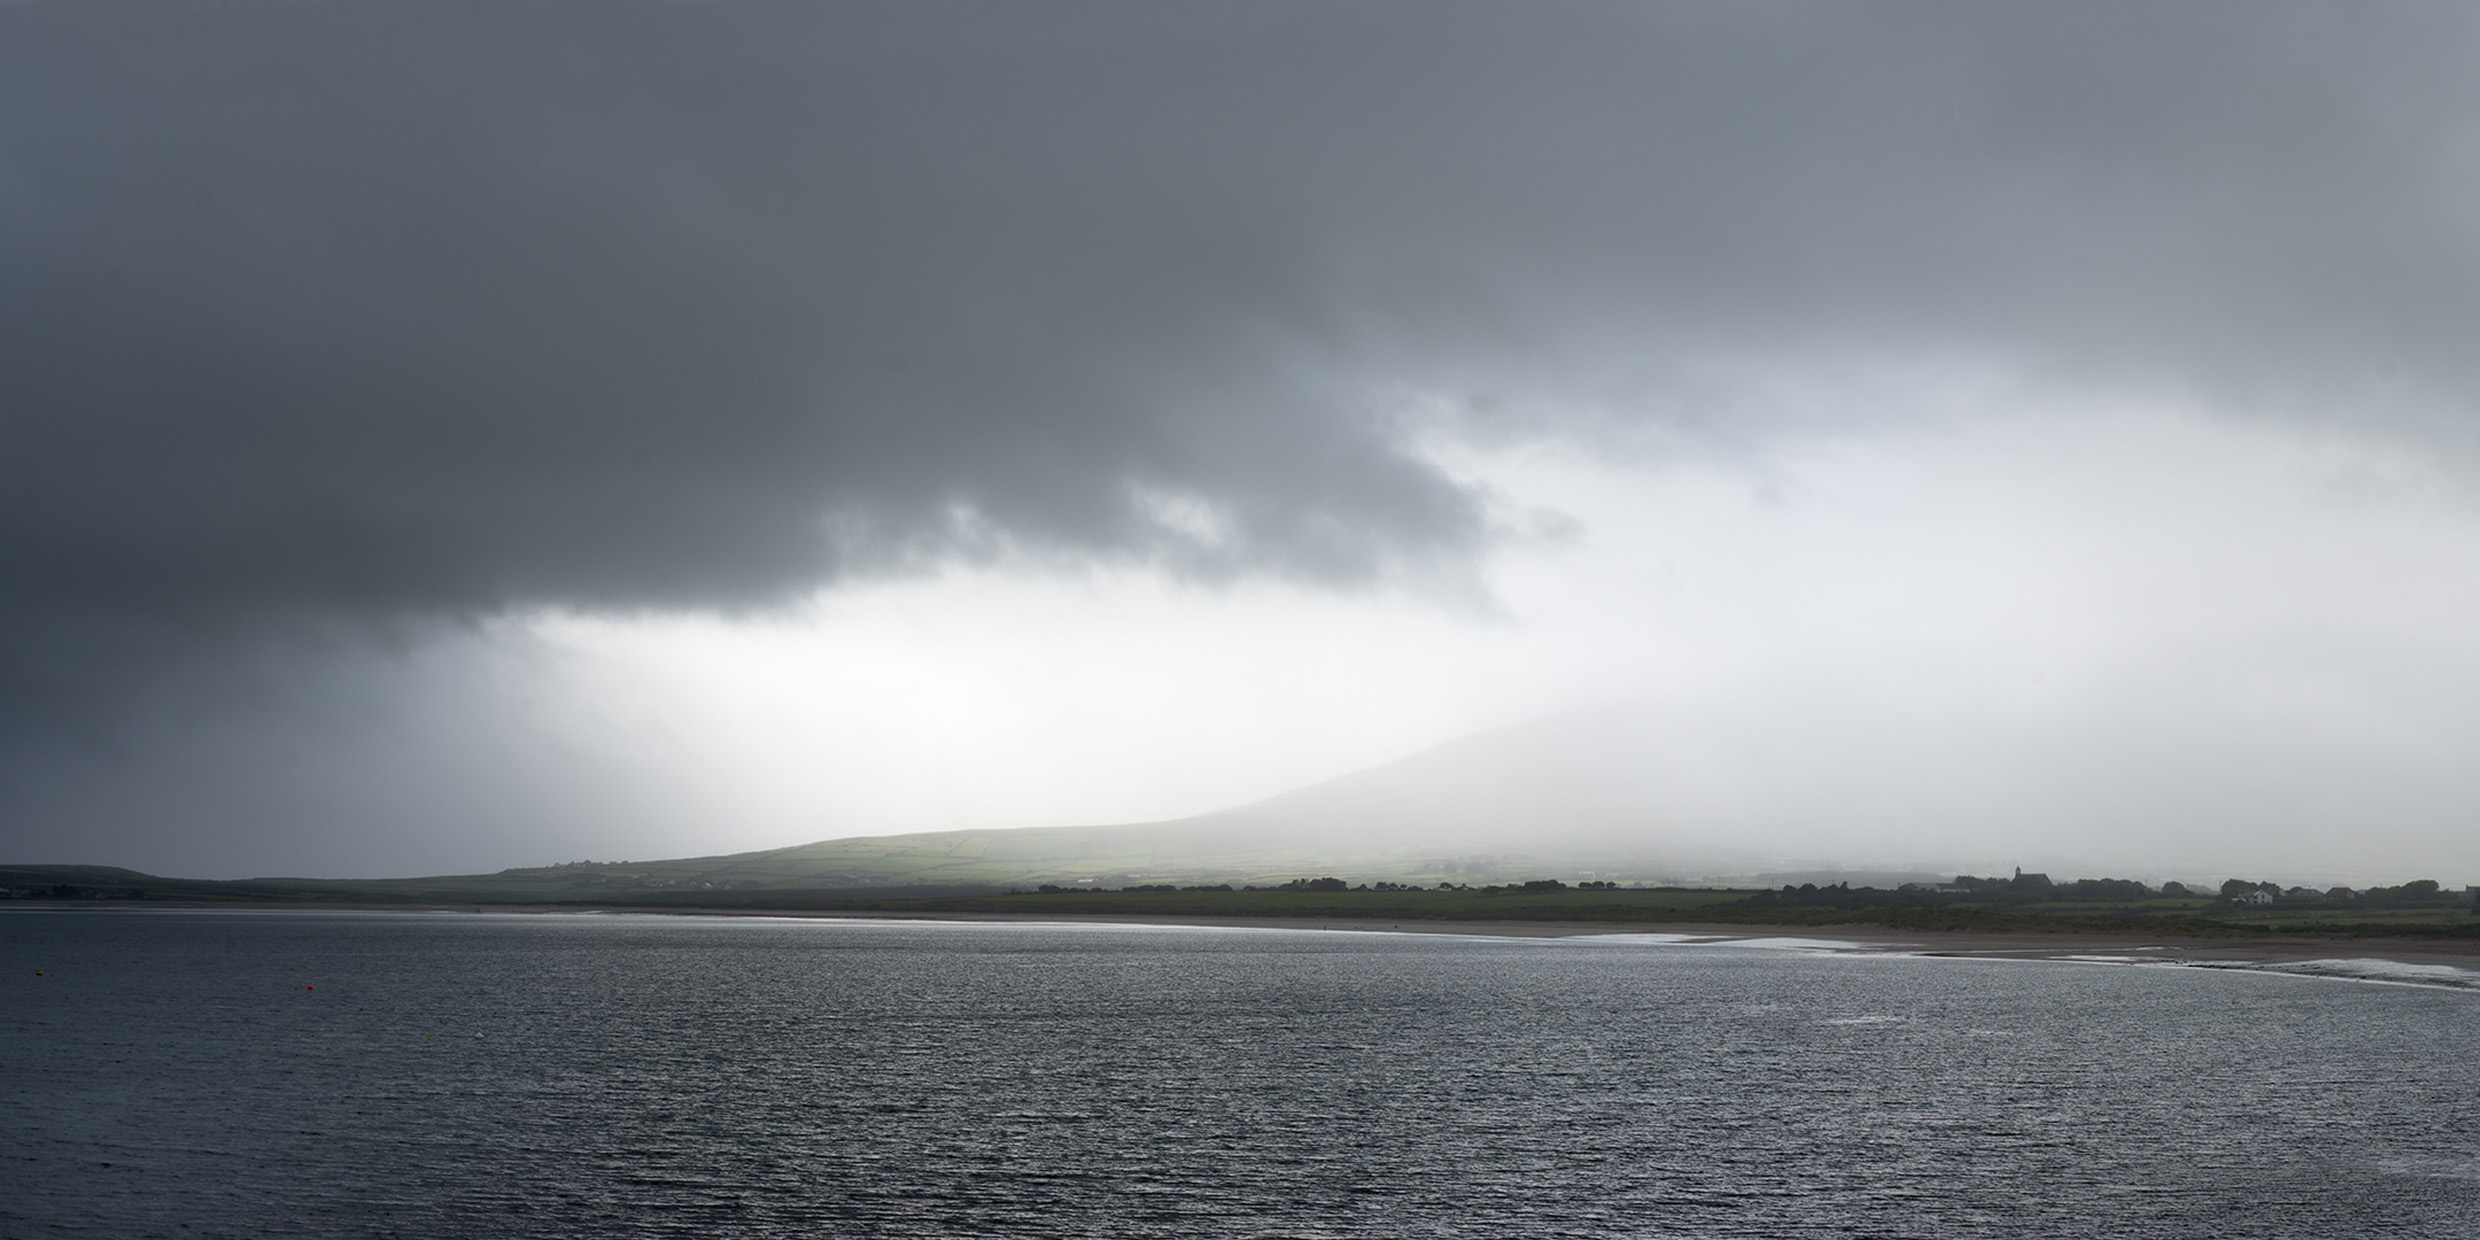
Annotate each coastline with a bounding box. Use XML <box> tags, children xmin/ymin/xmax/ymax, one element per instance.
<box><xmin>27</xmin><ymin>900</ymin><xmax>2478</xmax><ymax>974</ymax></box>
<box><xmin>750</xmin><ymin>910</ymin><xmax>2480</xmax><ymax>970</ymax></box>
<box><xmin>673</xmin><ymin>908</ymin><xmax>2480</xmax><ymax>987</ymax></box>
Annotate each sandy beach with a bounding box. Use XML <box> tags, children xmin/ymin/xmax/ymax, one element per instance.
<box><xmin>593</xmin><ymin>907</ymin><xmax>2480</xmax><ymax>973</ymax></box>
<box><xmin>828</xmin><ymin>912</ymin><xmax>2480</xmax><ymax>988</ymax></box>
<box><xmin>36</xmin><ymin>901</ymin><xmax>2480</xmax><ymax>982</ymax></box>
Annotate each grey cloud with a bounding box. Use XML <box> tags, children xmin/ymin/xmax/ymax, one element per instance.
<box><xmin>6</xmin><ymin>2</ymin><xmax>2478</xmax><ymax>739</ymax></box>
<box><xmin>0</xmin><ymin>619</ymin><xmax>709</xmax><ymax>877</ymax></box>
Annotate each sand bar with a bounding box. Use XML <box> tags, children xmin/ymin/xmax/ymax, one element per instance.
<box><xmin>25</xmin><ymin>901</ymin><xmax>2480</xmax><ymax>980</ymax></box>
<box><xmin>576</xmin><ymin>907</ymin><xmax>2480</xmax><ymax>972</ymax></box>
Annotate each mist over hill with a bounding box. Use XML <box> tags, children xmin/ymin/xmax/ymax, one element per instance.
<box><xmin>451</xmin><ymin>696</ymin><xmax>2479</xmax><ymax>894</ymax></box>
<box><xmin>12</xmin><ymin>699</ymin><xmax>2471</xmax><ymax>896</ymax></box>
<box><xmin>1079</xmin><ymin>694</ymin><xmax>2480</xmax><ymax>890</ymax></box>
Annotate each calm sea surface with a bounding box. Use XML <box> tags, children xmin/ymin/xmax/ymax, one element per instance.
<box><xmin>3</xmin><ymin>909</ymin><xmax>2476</xmax><ymax>1238</ymax></box>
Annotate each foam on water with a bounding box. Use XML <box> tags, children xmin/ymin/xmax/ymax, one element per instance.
<box><xmin>2191</xmin><ymin>955</ymin><xmax>2480</xmax><ymax>991</ymax></box>
<box><xmin>1697</xmin><ymin>935</ymin><xmax>1873</xmax><ymax>952</ymax></box>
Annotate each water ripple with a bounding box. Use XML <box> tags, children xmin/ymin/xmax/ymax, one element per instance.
<box><xmin>3</xmin><ymin>910</ymin><xmax>2474</xmax><ymax>1238</ymax></box>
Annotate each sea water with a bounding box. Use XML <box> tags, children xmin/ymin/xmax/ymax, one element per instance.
<box><xmin>3</xmin><ymin>909</ymin><xmax>2474</xmax><ymax>1238</ymax></box>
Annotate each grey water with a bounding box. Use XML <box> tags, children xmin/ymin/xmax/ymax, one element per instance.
<box><xmin>3</xmin><ymin>911</ymin><xmax>2475</xmax><ymax>1239</ymax></box>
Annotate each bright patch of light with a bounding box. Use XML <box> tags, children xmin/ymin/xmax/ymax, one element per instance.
<box><xmin>514</xmin><ymin>393</ymin><xmax>2480</xmax><ymax>880</ymax></box>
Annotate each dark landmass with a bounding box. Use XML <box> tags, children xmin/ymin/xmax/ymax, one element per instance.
<box><xmin>8</xmin><ymin>862</ymin><xmax>2476</xmax><ymax>945</ymax></box>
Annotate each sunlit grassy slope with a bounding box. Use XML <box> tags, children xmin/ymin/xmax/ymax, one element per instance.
<box><xmin>0</xmin><ymin>818</ymin><xmax>1653</xmax><ymax>903</ymax></box>
<box><xmin>417</xmin><ymin>814</ymin><xmax>1695</xmax><ymax>899</ymax></box>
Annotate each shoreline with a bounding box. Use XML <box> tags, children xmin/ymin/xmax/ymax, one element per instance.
<box><xmin>758</xmin><ymin>910</ymin><xmax>2480</xmax><ymax>970</ymax></box>
<box><xmin>22</xmin><ymin>900</ymin><xmax>2480</xmax><ymax>973</ymax></box>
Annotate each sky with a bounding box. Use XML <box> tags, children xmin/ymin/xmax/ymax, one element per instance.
<box><xmin>7</xmin><ymin>3</ymin><xmax>2480</xmax><ymax>883</ymax></box>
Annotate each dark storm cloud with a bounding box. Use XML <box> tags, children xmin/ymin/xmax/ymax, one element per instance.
<box><xmin>6</xmin><ymin>1</ymin><xmax>2478</xmax><ymax>736</ymax></box>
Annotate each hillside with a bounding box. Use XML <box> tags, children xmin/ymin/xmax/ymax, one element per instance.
<box><xmin>453</xmin><ymin>709</ymin><xmax>1783</xmax><ymax>896</ymax></box>
<box><xmin>4</xmin><ymin>711</ymin><xmax>1774</xmax><ymax>900</ymax></box>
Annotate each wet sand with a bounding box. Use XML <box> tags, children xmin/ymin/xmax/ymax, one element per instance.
<box><xmin>35</xmin><ymin>901</ymin><xmax>2480</xmax><ymax>975</ymax></box>
<box><xmin>626</xmin><ymin>907</ymin><xmax>2480</xmax><ymax>971</ymax></box>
